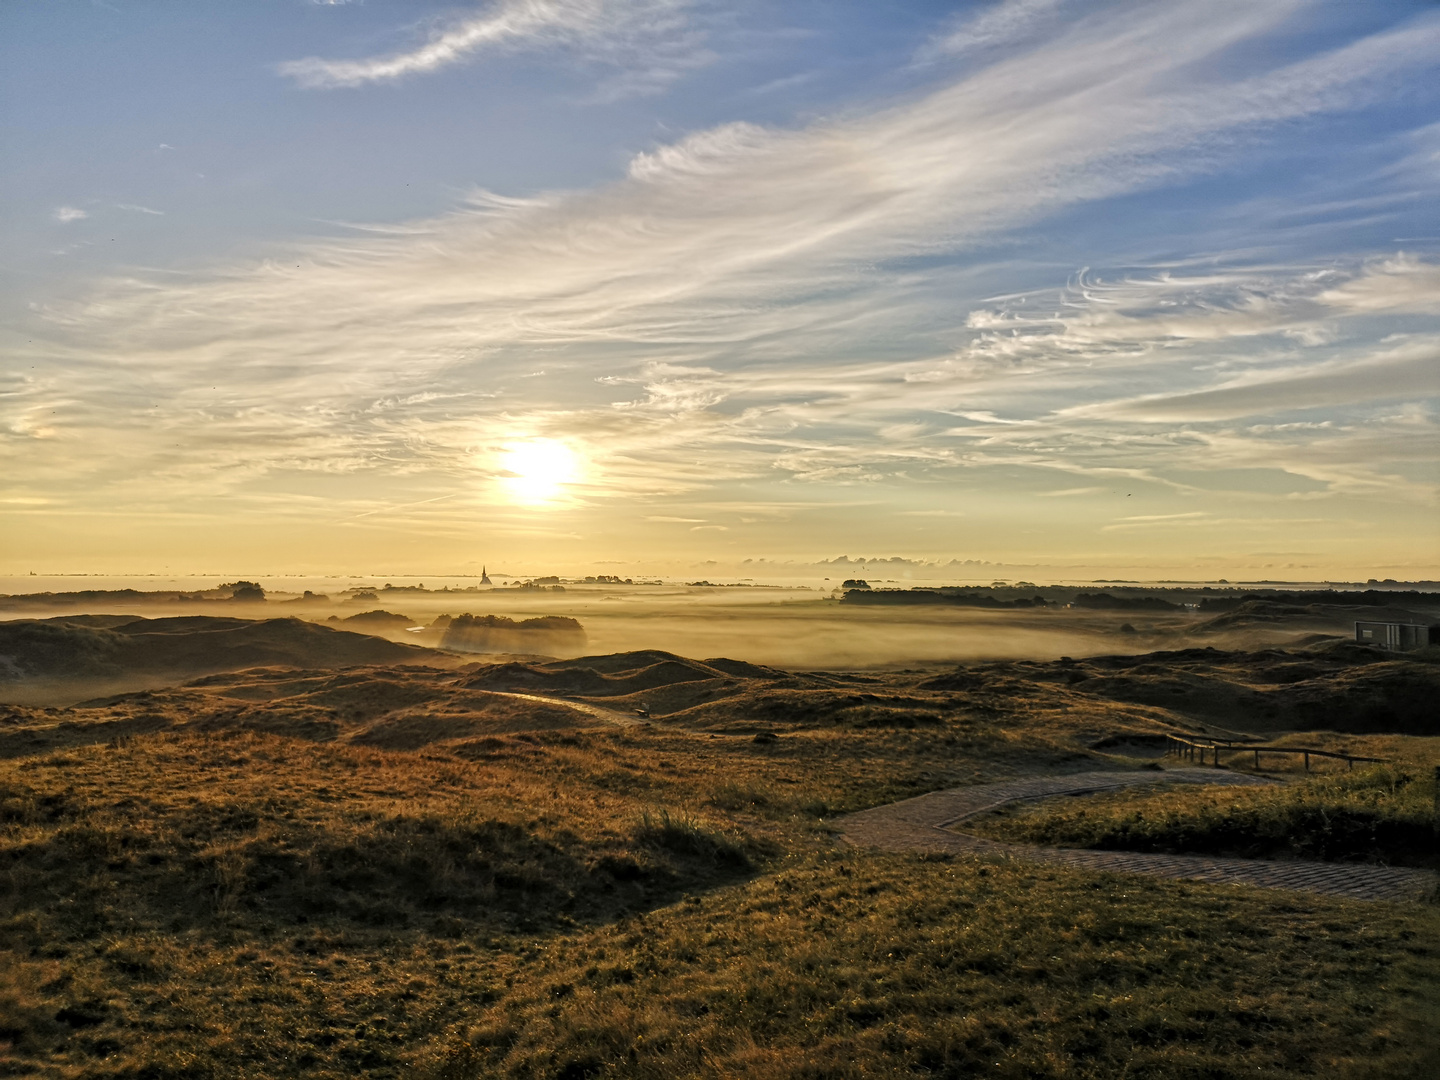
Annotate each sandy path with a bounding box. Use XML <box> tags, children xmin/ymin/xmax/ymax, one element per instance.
<box><xmin>836</xmin><ymin>769</ymin><xmax>1436</xmax><ymax>903</ymax></box>
<box><xmin>486</xmin><ymin>691</ymin><xmax>648</xmax><ymax>728</ymax></box>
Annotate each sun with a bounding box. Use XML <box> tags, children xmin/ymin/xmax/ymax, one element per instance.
<box><xmin>499</xmin><ymin>438</ymin><xmax>580</xmax><ymax>504</ymax></box>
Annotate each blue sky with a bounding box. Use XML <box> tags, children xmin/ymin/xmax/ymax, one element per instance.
<box><xmin>2</xmin><ymin>0</ymin><xmax>1438</xmax><ymax>579</ymax></box>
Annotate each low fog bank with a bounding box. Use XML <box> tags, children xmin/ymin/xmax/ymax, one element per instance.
<box><xmin>4</xmin><ymin>579</ymin><xmax>1435</xmax><ymax>675</ymax></box>
<box><xmin>0</xmin><ymin>613</ymin><xmax>460</xmax><ymax>707</ymax></box>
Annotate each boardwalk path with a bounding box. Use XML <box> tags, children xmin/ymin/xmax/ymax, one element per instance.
<box><xmin>836</xmin><ymin>769</ymin><xmax>1436</xmax><ymax>903</ymax></box>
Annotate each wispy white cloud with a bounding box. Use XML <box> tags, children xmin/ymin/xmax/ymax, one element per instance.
<box><xmin>115</xmin><ymin>203</ymin><xmax>164</xmax><ymax>216</ymax></box>
<box><xmin>11</xmin><ymin>0</ymin><xmax>1440</xmax><ymax>550</ymax></box>
<box><xmin>1317</xmin><ymin>253</ymin><xmax>1440</xmax><ymax>314</ymax></box>
<box><xmin>278</xmin><ymin>0</ymin><xmax>705</xmax><ymax>94</ymax></box>
<box><xmin>1082</xmin><ymin>335</ymin><xmax>1440</xmax><ymax>422</ymax></box>
<box><xmin>53</xmin><ymin>206</ymin><xmax>87</xmax><ymax>223</ymax></box>
<box><xmin>920</xmin><ymin>0</ymin><xmax>1069</xmax><ymax>60</ymax></box>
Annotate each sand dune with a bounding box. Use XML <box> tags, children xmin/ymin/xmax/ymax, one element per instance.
<box><xmin>0</xmin><ymin>615</ymin><xmax>450</xmax><ymax>704</ymax></box>
<box><xmin>925</xmin><ymin>640</ymin><xmax>1440</xmax><ymax>736</ymax></box>
<box><xmin>2</xmin><ymin>632</ymin><xmax>1435</xmax><ymax>771</ymax></box>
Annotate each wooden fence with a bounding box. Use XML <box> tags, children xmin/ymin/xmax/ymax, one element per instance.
<box><xmin>1164</xmin><ymin>734</ymin><xmax>1386</xmax><ymax>771</ymax></box>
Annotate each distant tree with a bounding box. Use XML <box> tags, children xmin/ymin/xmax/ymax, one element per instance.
<box><xmin>223</xmin><ymin>581</ymin><xmax>265</xmax><ymax>602</ymax></box>
<box><xmin>842</xmin><ymin>579</ymin><xmax>871</xmax><ymax>590</ymax></box>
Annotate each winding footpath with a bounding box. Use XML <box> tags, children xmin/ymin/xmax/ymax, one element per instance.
<box><xmin>485</xmin><ymin>690</ymin><xmax>648</xmax><ymax>728</ymax></box>
<box><xmin>836</xmin><ymin>769</ymin><xmax>1436</xmax><ymax>903</ymax></box>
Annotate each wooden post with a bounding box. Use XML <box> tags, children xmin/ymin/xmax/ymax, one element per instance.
<box><xmin>1304</xmin><ymin>751</ymin><xmax>1310</xmax><ymax>772</ymax></box>
<box><xmin>1254</xmin><ymin>748</ymin><xmax>1260</xmax><ymax>770</ymax></box>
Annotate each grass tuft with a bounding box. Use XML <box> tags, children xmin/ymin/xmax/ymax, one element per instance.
<box><xmin>636</xmin><ymin>808</ymin><xmax>753</xmax><ymax>867</ymax></box>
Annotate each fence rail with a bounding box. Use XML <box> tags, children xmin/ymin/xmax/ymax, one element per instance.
<box><xmin>1164</xmin><ymin>734</ymin><xmax>1386</xmax><ymax>771</ymax></box>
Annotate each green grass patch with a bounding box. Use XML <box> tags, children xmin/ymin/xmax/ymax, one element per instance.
<box><xmin>965</xmin><ymin>766</ymin><xmax>1440</xmax><ymax>868</ymax></box>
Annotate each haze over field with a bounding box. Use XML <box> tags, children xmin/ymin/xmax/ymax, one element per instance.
<box><xmin>3</xmin><ymin>0</ymin><xmax>1438</xmax><ymax>580</ymax></box>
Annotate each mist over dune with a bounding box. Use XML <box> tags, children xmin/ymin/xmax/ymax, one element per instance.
<box><xmin>0</xmin><ymin>615</ymin><xmax>448</xmax><ymax>704</ymax></box>
<box><xmin>5</xmin><ymin>580</ymin><xmax>1437</xmax><ymax>677</ymax></box>
<box><xmin>440</xmin><ymin>613</ymin><xmax>587</xmax><ymax>655</ymax></box>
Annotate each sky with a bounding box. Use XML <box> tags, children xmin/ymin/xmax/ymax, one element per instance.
<box><xmin>2</xmin><ymin>0</ymin><xmax>1438</xmax><ymax>581</ymax></box>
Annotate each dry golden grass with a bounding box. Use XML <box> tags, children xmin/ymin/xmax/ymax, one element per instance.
<box><xmin>965</xmin><ymin>762</ymin><xmax>1440</xmax><ymax>869</ymax></box>
<box><xmin>418</xmin><ymin>854</ymin><xmax>1439</xmax><ymax>1080</ymax></box>
<box><xmin>1</xmin><ymin>644</ymin><xmax>1437</xmax><ymax>1077</ymax></box>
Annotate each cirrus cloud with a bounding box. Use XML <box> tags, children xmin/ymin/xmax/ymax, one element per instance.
<box><xmin>278</xmin><ymin>0</ymin><xmax>706</xmax><ymax>95</ymax></box>
<box><xmin>8</xmin><ymin>0</ymin><xmax>1440</xmax><ymax>570</ymax></box>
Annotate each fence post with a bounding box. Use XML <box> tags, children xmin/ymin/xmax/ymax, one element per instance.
<box><xmin>1303</xmin><ymin>751</ymin><xmax>1310</xmax><ymax>772</ymax></box>
<box><xmin>1254</xmin><ymin>748</ymin><xmax>1260</xmax><ymax>770</ymax></box>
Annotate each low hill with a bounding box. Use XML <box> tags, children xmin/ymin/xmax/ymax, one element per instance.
<box><xmin>0</xmin><ymin>665</ymin><xmax>604</xmax><ymax>759</ymax></box>
<box><xmin>457</xmin><ymin>650</ymin><xmax>799</xmax><ymax>718</ymax></box>
<box><xmin>1186</xmin><ymin>599</ymin><xmax>1435</xmax><ymax>639</ymax></box>
<box><xmin>923</xmin><ymin>640</ymin><xmax>1440</xmax><ymax>736</ymax></box>
<box><xmin>332</xmin><ymin>609</ymin><xmax>416</xmax><ymax>631</ymax></box>
<box><xmin>0</xmin><ymin>615</ymin><xmax>444</xmax><ymax>702</ymax></box>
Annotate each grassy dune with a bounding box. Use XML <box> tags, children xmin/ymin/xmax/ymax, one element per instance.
<box><xmin>418</xmin><ymin>856</ymin><xmax>1438</xmax><ymax>1080</ymax></box>
<box><xmin>964</xmin><ymin>764</ymin><xmax>1440</xmax><ymax>869</ymax></box>
<box><xmin>1</xmin><ymin>643</ymin><xmax>1438</xmax><ymax>1077</ymax></box>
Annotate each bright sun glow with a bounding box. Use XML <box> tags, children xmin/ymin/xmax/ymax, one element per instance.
<box><xmin>499</xmin><ymin>439</ymin><xmax>580</xmax><ymax>504</ymax></box>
